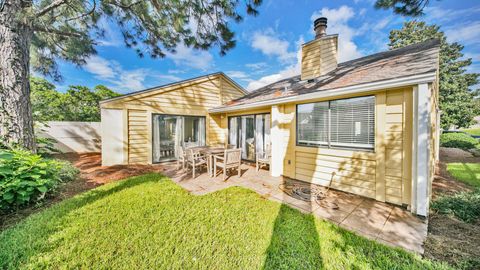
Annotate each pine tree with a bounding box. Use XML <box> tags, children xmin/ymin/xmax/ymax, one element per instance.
<box><xmin>375</xmin><ymin>0</ymin><xmax>432</xmax><ymax>16</ymax></box>
<box><xmin>389</xmin><ymin>21</ymin><xmax>479</xmax><ymax>129</ymax></box>
<box><xmin>0</xmin><ymin>0</ymin><xmax>262</xmax><ymax>150</ymax></box>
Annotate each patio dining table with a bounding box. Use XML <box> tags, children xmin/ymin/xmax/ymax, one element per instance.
<box><xmin>199</xmin><ymin>147</ymin><xmax>225</xmax><ymax>177</ymax></box>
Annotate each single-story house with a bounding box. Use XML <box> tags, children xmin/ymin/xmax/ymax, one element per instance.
<box><xmin>100</xmin><ymin>17</ymin><xmax>440</xmax><ymax>217</ymax></box>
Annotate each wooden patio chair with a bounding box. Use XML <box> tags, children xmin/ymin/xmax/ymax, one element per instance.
<box><xmin>186</xmin><ymin>148</ymin><xmax>207</xmax><ymax>179</ymax></box>
<box><xmin>214</xmin><ymin>149</ymin><xmax>242</xmax><ymax>181</ymax></box>
<box><xmin>177</xmin><ymin>146</ymin><xmax>187</xmax><ymax>171</ymax></box>
<box><xmin>184</xmin><ymin>142</ymin><xmax>198</xmax><ymax>148</ymax></box>
<box><xmin>256</xmin><ymin>145</ymin><xmax>271</xmax><ymax>171</ymax></box>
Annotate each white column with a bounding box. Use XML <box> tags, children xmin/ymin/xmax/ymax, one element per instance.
<box><xmin>412</xmin><ymin>84</ymin><xmax>430</xmax><ymax>217</ymax></box>
<box><xmin>101</xmin><ymin>108</ymin><xmax>125</xmax><ymax>166</ymax></box>
<box><xmin>270</xmin><ymin>105</ymin><xmax>283</xmax><ymax>177</ymax></box>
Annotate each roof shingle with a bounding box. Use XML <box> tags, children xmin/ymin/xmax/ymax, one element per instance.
<box><xmin>223</xmin><ymin>39</ymin><xmax>440</xmax><ymax>107</ymax></box>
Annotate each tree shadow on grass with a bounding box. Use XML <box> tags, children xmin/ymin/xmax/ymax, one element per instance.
<box><xmin>263</xmin><ymin>204</ymin><xmax>323</xmax><ymax>270</ymax></box>
<box><xmin>326</xmin><ymin>224</ymin><xmax>448</xmax><ymax>270</ymax></box>
<box><xmin>0</xmin><ymin>173</ymin><xmax>164</xmax><ymax>268</ymax></box>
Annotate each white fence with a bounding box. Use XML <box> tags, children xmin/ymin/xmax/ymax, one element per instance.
<box><xmin>36</xmin><ymin>121</ymin><xmax>101</xmax><ymax>153</ymax></box>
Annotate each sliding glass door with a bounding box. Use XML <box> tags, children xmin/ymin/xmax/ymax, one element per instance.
<box><xmin>228</xmin><ymin>114</ymin><xmax>270</xmax><ymax>161</ymax></box>
<box><xmin>152</xmin><ymin>114</ymin><xmax>205</xmax><ymax>162</ymax></box>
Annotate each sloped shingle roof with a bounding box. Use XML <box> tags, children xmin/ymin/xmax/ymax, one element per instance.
<box><xmin>222</xmin><ymin>39</ymin><xmax>440</xmax><ymax>108</ymax></box>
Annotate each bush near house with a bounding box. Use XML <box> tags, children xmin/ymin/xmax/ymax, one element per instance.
<box><xmin>431</xmin><ymin>190</ymin><xmax>480</xmax><ymax>223</ymax></box>
<box><xmin>432</xmin><ymin>163</ymin><xmax>480</xmax><ymax>223</ymax></box>
<box><xmin>0</xmin><ymin>149</ymin><xmax>78</xmax><ymax>212</ymax></box>
<box><xmin>440</xmin><ymin>133</ymin><xmax>480</xmax><ymax>150</ymax></box>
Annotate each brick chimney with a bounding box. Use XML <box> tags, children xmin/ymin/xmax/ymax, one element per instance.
<box><xmin>301</xmin><ymin>17</ymin><xmax>338</xmax><ymax>81</ymax></box>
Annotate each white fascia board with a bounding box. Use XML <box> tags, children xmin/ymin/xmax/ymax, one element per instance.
<box><xmin>209</xmin><ymin>72</ymin><xmax>436</xmax><ymax>113</ymax></box>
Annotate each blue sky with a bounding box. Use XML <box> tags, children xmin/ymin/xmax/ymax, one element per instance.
<box><xmin>52</xmin><ymin>0</ymin><xmax>480</xmax><ymax>93</ymax></box>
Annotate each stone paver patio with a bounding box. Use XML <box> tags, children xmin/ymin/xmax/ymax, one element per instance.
<box><xmin>160</xmin><ymin>162</ymin><xmax>427</xmax><ymax>254</ymax></box>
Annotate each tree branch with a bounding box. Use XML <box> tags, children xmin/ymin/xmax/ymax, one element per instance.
<box><xmin>65</xmin><ymin>0</ymin><xmax>96</xmax><ymax>22</ymax></box>
<box><xmin>33</xmin><ymin>25</ymin><xmax>82</xmax><ymax>37</ymax></box>
<box><xmin>110</xmin><ymin>0</ymin><xmax>142</xmax><ymax>10</ymax></box>
<box><xmin>36</xmin><ymin>0</ymin><xmax>69</xmax><ymax>17</ymax></box>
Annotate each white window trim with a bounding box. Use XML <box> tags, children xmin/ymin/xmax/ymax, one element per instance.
<box><xmin>296</xmin><ymin>96</ymin><xmax>375</xmax><ymax>150</ymax></box>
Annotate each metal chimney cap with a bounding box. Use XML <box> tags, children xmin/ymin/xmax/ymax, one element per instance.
<box><xmin>314</xmin><ymin>17</ymin><xmax>327</xmax><ymax>29</ymax></box>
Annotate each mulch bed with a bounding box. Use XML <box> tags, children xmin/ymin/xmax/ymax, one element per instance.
<box><xmin>424</xmin><ymin>147</ymin><xmax>480</xmax><ymax>269</ymax></box>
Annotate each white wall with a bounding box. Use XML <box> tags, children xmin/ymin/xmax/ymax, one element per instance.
<box><xmin>36</xmin><ymin>121</ymin><xmax>101</xmax><ymax>153</ymax></box>
<box><xmin>101</xmin><ymin>109</ymin><xmax>125</xmax><ymax>166</ymax></box>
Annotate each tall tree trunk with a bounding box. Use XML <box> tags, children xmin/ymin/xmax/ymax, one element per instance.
<box><xmin>0</xmin><ymin>0</ymin><xmax>36</xmax><ymax>151</ymax></box>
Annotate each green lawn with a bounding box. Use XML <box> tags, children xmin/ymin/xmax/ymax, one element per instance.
<box><xmin>462</xmin><ymin>128</ymin><xmax>480</xmax><ymax>136</ymax></box>
<box><xmin>0</xmin><ymin>174</ymin><xmax>449</xmax><ymax>269</ymax></box>
<box><xmin>447</xmin><ymin>163</ymin><xmax>480</xmax><ymax>188</ymax></box>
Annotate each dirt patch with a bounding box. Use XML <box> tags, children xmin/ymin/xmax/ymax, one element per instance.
<box><xmin>424</xmin><ymin>149</ymin><xmax>480</xmax><ymax>269</ymax></box>
<box><xmin>58</xmin><ymin>153</ymin><xmax>175</xmax><ymax>184</ymax></box>
<box><xmin>432</xmin><ymin>162</ymin><xmax>472</xmax><ymax>199</ymax></box>
<box><xmin>439</xmin><ymin>147</ymin><xmax>480</xmax><ymax>163</ymax></box>
<box><xmin>1</xmin><ymin>153</ymin><xmax>174</xmax><ymax>230</ymax></box>
<box><xmin>425</xmin><ymin>214</ymin><xmax>480</xmax><ymax>269</ymax></box>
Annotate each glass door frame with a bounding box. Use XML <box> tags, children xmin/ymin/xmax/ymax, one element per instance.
<box><xmin>151</xmin><ymin>113</ymin><xmax>206</xmax><ymax>163</ymax></box>
<box><xmin>227</xmin><ymin>113</ymin><xmax>270</xmax><ymax>162</ymax></box>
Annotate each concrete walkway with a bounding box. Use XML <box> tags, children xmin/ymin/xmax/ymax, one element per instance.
<box><xmin>161</xmin><ymin>162</ymin><xmax>427</xmax><ymax>254</ymax></box>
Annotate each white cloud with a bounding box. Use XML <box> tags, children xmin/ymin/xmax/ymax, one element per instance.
<box><xmin>117</xmin><ymin>69</ymin><xmax>149</xmax><ymax>91</ymax></box>
<box><xmin>245</xmin><ymin>62</ymin><xmax>268</xmax><ymax>70</ymax></box>
<box><xmin>311</xmin><ymin>5</ymin><xmax>362</xmax><ymax>62</ymax></box>
<box><xmin>425</xmin><ymin>6</ymin><xmax>480</xmax><ymax>24</ymax></box>
<box><xmin>84</xmin><ymin>56</ymin><xmax>116</xmax><ymax>79</ymax></box>
<box><xmin>226</xmin><ymin>71</ymin><xmax>251</xmax><ymax>81</ymax></box>
<box><xmin>84</xmin><ymin>56</ymin><xmax>180</xmax><ymax>93</ymax></box>
<box><xmin>153</xmin><ymin>74</ymin><xmax>182</xmax><ymax>82</ymax></box>
<box><xmin>96</xmin><ymin>19</ymin><xmax>123</xmax><ymax>47</ymax></box>
<box><xmin>166</xmin><ymin>43</ymin><xmax>213</xmax><ymax>70</ymax></box>
<box><xmin>251</xmin><ymin>29</ymin><xmax>297</xmax><ymax>63</ymax></box>
<box><xmin>246</xmin><ymin>37</ymin><xmax>304</xmax><ymax>91</ymax></box>
<box><xmin>359</xmin><ymin>8</ymin><xmax>367</xmax><ymax>16</ymax></box>
<box><xmin>445</xmin><ymin>21</ymin><xmax>480</xmax><ymax>46</ymax></box>
<box><xmin>168</xmin><ymin>69</ymin><xmax>186</xmax><ymax>74</ymax></box>
<box><xmin>246</xmin><ymin>65</ymin><xmax>298</xmax><ymax>91</ymax></box>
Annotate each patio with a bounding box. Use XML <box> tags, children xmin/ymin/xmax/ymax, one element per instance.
<box><xmin>161</xmin><ymin>162</ymin><xmax>428</xmax><ymax>254</ymax></box>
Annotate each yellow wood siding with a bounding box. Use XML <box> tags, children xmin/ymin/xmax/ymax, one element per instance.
<box><xmin>384</xmin><ymin>89</ymin><xmax>406</xmax><ymax>204</ymax></box>
<box><xmin>211</xmin><ymin>87</ymin><xmax>415</xmax><ymax>204</ymax></box>
<box><xmin>301</xmin><ymin>36</ymin><xmax>338</xmax><ymax>81</ymax></box>
<box><xmin>101</xmin><ymin>74</ymin><xmax>245</xmax><ymax>164</ymax></box>
<box><xmin>286</xmin><ymin>88</ymin><xmax>413</xmax><ymax>203</ymax></box>
<box><xmin>213</xmin><ymin>88</ymin><xmax>414</xmax><ymax>203</ymax></box>
<box><xmin>208</xmin><ymin>114</ymin><xmax>226</xmax><ymax>146</ymax></box>
<box><xmin>221</xmin><ymin>77</ymin><xmax>245</xmax><ymax>104</ymax></box>
<box><xmin>128</xmin><ymin>109</ymin><xmax>148</xmax><ymax>164</ymax></box>
<box><xmin>294</xmin><ymin>147</ymin><xmax>377</xmax><ymax>198</ymax></box>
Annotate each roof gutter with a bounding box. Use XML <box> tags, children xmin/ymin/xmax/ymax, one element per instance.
<box><xmin>209</xmin><ymin>72</ymin><xmax>436</xmax><ymax>113</ymax></box>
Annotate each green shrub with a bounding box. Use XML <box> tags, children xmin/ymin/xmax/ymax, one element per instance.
<box><xmin>0</xmin><ymin>149</ymin><xmax>78</xmax><ymax>211</ymax></box>
<box><xmin>431</xmin><ymin>189</ymin><xmax>480</xmax><ymax>223</ymax></box>
<box><xmin>56</xmin><ymin>160</ymin><xmax>80</xmax><ymax>182</ymax></box>
<box><xmin>36</xmin><ymin>137</ymin><xmax>60</xmax><ymax>157</ymax></box>
<box><xmin>440</xmin><ymin>133</ymin><xmax>480</xmax><ymax>150</ymax></box>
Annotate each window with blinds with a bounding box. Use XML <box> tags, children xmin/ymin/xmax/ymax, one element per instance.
<box><xmin>297</xmin><ymin>96</ymin><xmax>375</xmax><ymax>149</ymax></box>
